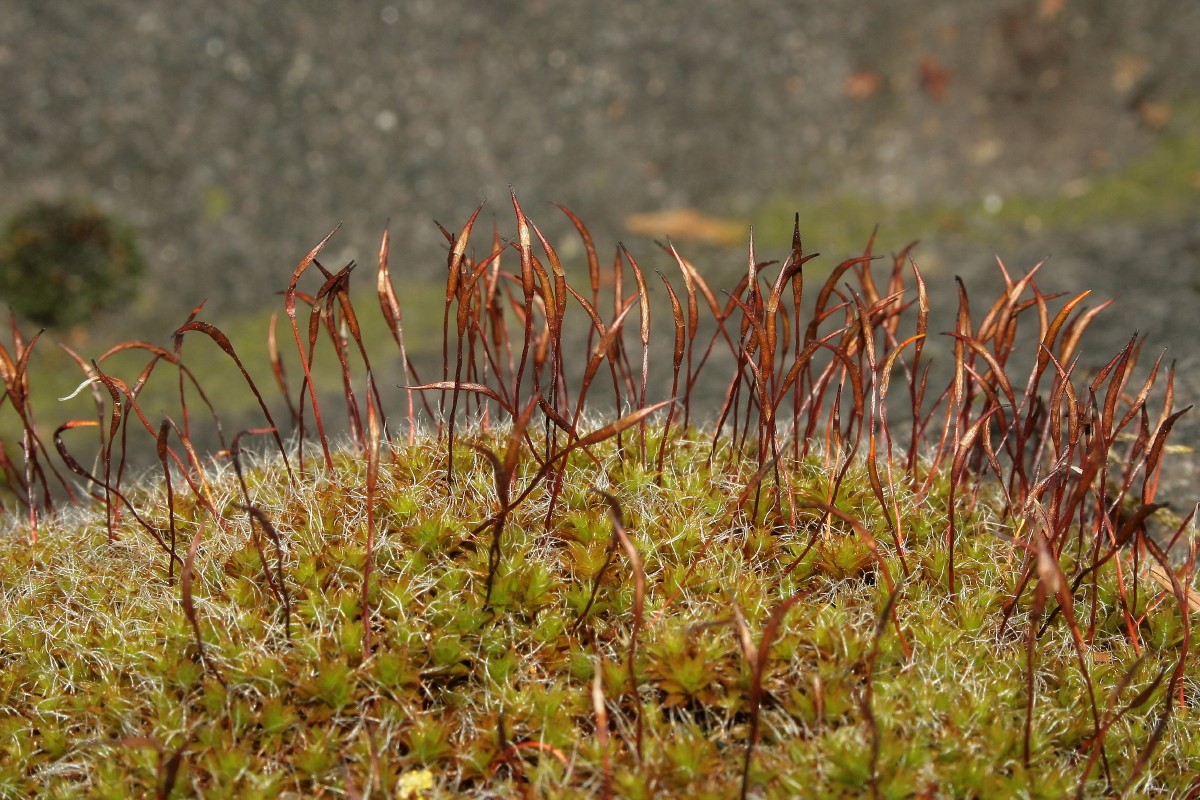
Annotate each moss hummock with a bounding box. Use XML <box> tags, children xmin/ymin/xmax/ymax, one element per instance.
<box><xmin>0</xmin><ymin>197</ymin><xmax>1197</xmax><ymax>797</ymax></box>
<box><xmin>2</xmin><ymin>428</ymin><xmax>1197</xmax><ymax>798</ymax></box>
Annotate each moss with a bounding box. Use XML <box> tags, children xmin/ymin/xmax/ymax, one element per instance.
<box><xmin>0</xmin><ymin>200</ymin><xmax>145</xmax><ymax>329</ymax></box>
<box><xmin>0</xmin><ymin>199</ymin><xmax>1196</xmax><ymax>797</ymax></box>
<box><xmin>0</xmin><ymin>426</ymin><xmax>1196</xmax><ymax>797</ymax></box>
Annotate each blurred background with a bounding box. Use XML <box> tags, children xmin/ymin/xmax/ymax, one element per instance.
<box><xmin>1</xmin><ymin>0</ymin><xmax>1199</xmax><ymax>482</ymax></box>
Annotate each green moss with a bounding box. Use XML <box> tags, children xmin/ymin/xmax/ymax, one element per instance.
<box><xmin>1</xmin><ymin>198</ymin><xmax>1195</xmax><ymax>798</ymax></box>
<box><xmin>1</xmin><ymin>428</ymin><xmax>1195</xmax><ymax>797</ymax></box>
<box><xmin>0</xmin><ymin>200</ymin><xmax>145</xmax><ymax>329</ymax></box>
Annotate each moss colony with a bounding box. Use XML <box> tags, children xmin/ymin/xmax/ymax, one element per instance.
<box><xmin>1</xmin><ymin>196</ymin><xmax>1198</xmax><ymax>798</ymax></box>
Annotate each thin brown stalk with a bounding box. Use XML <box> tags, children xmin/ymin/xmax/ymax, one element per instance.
<box><xmin>620</xmin><ymin>246</ymin><xmax>651</xmax><ymax>460</ymax></box>
<box><xmin>174</xmin><ymin>320</ymin><xmax>293</xmax><ymax>482</ymax></box>
<box><xmin>181</xmin><ymin>518</ymin><xmax>226</xmax><ymax>688</ymax></box>
<box><xmin>591</xmin><ymin>655</ymin><xmax>613</xmax><ymax>800</ymax></box>
<box><xmin>593</xmin><ymin>490</ymin><xmax>644</xmax><ymax>761</ymax></box>
<box><xmin>241</xmin><ymin>504</ymin><xmax>293</xmax><ymax>644</ymax></box>
<box><xmin>266</xmin><ymin>312</ymin><xmax>299</xmax><ymax>426</ymax></box>
<box><xmin>470</xmin><ymin>397</ymin><xmax>537</xmax><ymax>607</ymax></box>
<box><xmin>157</xmin><ymin>419</ymin><xmax>179</xmax><ymax>583</ymax></box>
<box><xmin>741</xmin><ymin>590</ymin><xmax>810</xmax><ymax>800</ymax></box>
<box><xmin>284</xmin><ymin>226</ymin><xmax>341</xmax><ymax>471</ymax></box>
<box><xmin>362</xmin><ymin>387</ymin><xmax>381</xmax><ymax>658</ymax></box>
<box><xmin>654</xmin><ymin>270</ymin><xmax>685</xmax><ymax>481</ymax></box>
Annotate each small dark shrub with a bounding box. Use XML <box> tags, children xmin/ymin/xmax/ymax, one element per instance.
<box><xmin>0</xmin><ymin>199</ymin><xmax>144</xmax><ymax>328</ymax></box>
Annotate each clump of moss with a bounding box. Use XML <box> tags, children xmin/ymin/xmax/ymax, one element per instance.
<box><xmin>0</xmin><ymin>199</ymin><xmax>144</xmax><ymax>328</ymax></box>
<box><xmin>0</xmin><ymin>194</ymin><xmax>1196</xmax><ymax>797</ymax></box>
<box><xmin>1</xmin><ymin>430</ymin><xmax>1197</xmax><ymax>798</ymax></box>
